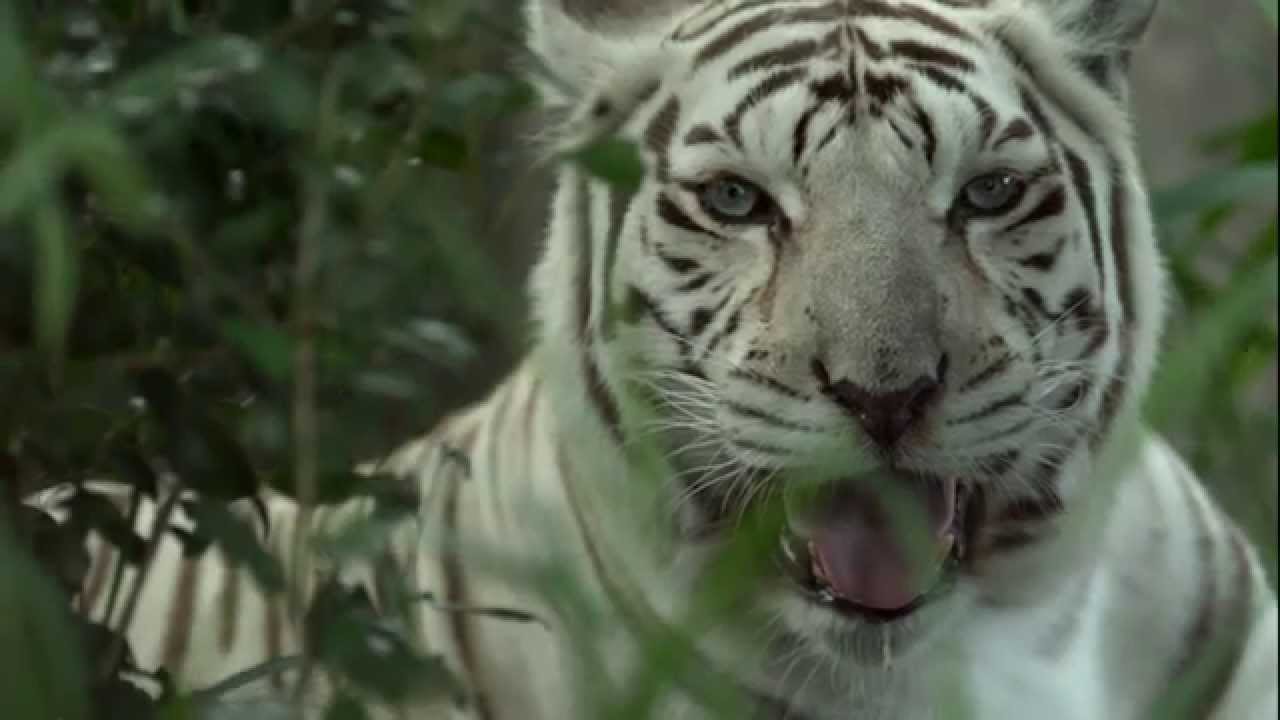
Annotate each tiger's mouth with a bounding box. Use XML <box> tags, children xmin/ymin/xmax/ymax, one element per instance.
<box><xmin>775</xmin><ymin>474</ymin><xmax>976</xmax><ymax>623</ymax></box>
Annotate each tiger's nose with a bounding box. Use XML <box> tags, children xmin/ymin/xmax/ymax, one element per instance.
<box><xmin>814</xmin><ymin>356</ymin><xmax>947</xmax><ymax>449</ymax></box>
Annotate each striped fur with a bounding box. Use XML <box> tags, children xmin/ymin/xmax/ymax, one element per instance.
<box><xmin>39</xmin><ymin>1</ymin><xmax>1277</xmax><ymax>718</ymax></box>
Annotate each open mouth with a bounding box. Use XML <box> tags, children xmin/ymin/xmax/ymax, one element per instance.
<box><xmin>776</xmin><ymin>474</ymin><xmax>973</xmax><ymax>624</ymax></box>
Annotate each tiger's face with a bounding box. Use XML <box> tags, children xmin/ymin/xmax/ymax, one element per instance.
<box><xmin>531</xmin><ymin>0</ymin><xmax>1159</xmax><ymax>668</ymax></box>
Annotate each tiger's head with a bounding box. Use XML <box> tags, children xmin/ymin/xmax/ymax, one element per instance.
<box><xmin>526</xmin><ymin>0</ymin><xmax>1166</xmax><ymax>670</ymax></box>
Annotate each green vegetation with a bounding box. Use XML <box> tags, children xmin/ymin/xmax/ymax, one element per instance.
<box><xmin>0</xmin><ymin>1</ymin><xmax>1273</xmax><ymax>718</ymax></box>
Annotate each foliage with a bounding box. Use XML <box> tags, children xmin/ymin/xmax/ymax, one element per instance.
<box><xmin>0</xmin><ymin>0</ymin><xmax>1274</xmax><ymax>718</ymax></box>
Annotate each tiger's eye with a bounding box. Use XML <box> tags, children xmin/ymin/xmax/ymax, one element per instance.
<box><xmin>702</xmin><ymin>177</ymin><xmax>763</xmax><ymax>219</ymax></box>
<box><xmin>959</xmin><ymin>172</ymin><xmax>1027</xmax><ymax>215</ymax></box>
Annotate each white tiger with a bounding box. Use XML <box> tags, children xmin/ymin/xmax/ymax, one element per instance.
<box><xmin>47</xmin><ymin>0</ymin><xmax>1279</xmax><ymax>718</ymax></box>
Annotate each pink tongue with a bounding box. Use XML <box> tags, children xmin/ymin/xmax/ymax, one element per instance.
<box><xmin>809</xmin><ymin>480</ymin><xmax>955</xmax><ymax>611</ymax></box>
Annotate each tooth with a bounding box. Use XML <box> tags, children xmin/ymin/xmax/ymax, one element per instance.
<box><xmin>781</xmin><ymin>538</ymin><xmax>801</xmax><ymax>567</ymax></box>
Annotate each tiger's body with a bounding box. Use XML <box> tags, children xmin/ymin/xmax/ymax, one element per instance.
<box><xmin>46</xmin><ymin>0</ymin><xmax>1279</xmax><ymax>718</ymax></box>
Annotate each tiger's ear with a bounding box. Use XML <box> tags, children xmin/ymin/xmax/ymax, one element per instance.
<box><xmin>523</xmin><ymin>0</ymin><xmax>696</xmax><ymax>107</ymax></box>
<box><xmin>1029</xmin><ymin>0</ymin><xmax>1158</xmax><ymax>90</ymax></box>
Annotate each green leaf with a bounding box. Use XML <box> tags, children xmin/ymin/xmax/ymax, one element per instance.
<box><xmin>67</xmin><ymin>491</ymin><xmax>147</xmax><ymax>565</ymax></box>
<box><xmin>306</xmin><ymin>580</ymin><xmax>461</xmax><ymax>705</ymax></box>
<box><xmin>1257</xmin><ymin>0</ymin><xmax>1278</xmax><ymax>27</ymax></box>
<box><xmin>1153</xmin><ymin>163</ymin><xmax>1277</xmax><ymax>222</ymax></box>
<box><xmin>1146</xmin><ymin>254</ymin><xmax>1279</xmax><ymax>429</ymax></box>
<box><xmin>573</xmin><ymin>138</ymin><xmax>644</xmax><ymax>193</ymax></box>
<box><xmin>1202</xmin><ymin>111</ymin><xmax>1278</xmax><ymax>163</ymax></box>
<box><xmin>0</xmin><ymin>119</ymin><xmax>153</xmax><ymax>229</ymax></box>
<box><xmin>32</xmin><ymin>201</ymin><xmax>78</xmax><ymax>370</ymax></box>
<box><xmin>184</xmin><ymin>500</ymin><xmax>285</xmax><ymax>593</ymax></box>
<box><xmin>108</xmin><ymin>441</ymin><xmax>160</xmax><ymax>498</ymax></box>
<box><xmin>133</xmin><ymin>369</ymin><xmax>260</xmax><ymax>501</ymax></box>
<box><xmin>324</xmin><ymin>693</ymin><xmax>371</xmax><ymax>720</ymax></box>
<box><xmin>133</xmin><ymin>368</ymin><xmax>184</xmax><ymax>423</ymax></box>
<box><xmin>0</xmin><ymin>518</ymin><xmax>90</xmax><ymax>720</ymax></box>
<box><xmin>419</xmin><ymin>128</ymin><xmax>469</xmax><ymax>171</ymax></box>
<box><xmin>222</xmin><ymin>320</ymin><xmax>293</xmax><ymax>381</ymax></box>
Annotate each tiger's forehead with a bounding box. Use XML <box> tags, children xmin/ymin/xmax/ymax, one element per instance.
<box><xmin>660</xmin><ymin>0</ymin><xmax>1009</xmax><ymax>114</ymax></box>
<box><xmin>640</xmin><ymin>0</ymin><xmax>1020</xmax><ymax>178</ymax></box>
<box><xmin>670</xmin><ymin>0</ymin><xmax>997</xmax><ymax>49</ymax></box>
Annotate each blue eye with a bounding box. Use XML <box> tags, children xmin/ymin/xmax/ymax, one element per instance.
<box><xmin>698</xmin><ymin>176</ymin><xmax>772</xmax><ymax>223</ymax></box>
<box><xmin>959</xmin><ymin>171</ymin><xmax>1027</xmax><ymax>215</ymax></box>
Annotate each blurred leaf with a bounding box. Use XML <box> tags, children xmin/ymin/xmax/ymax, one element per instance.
<box><xmin>134</xmin><ymin>368</ymin><xmax>260</xmax><ymax>500</ymax></box>
<box><xmin>68</xmin><ymin>491</ymin><xmax>146</xmax><ymax>565</ymax></box>
<box><xmin>184</xmin><ymin>500</ymin><xmax>284</xmax><ymax>593</ymax></box>
<box><xmin>265</xmin><ymin>467</ymin><xmax>368</xmax><ymax>505</ymax></box>
<box><xmin>324</xmin><ymin>693</ymin><xmax>370</xmax><ymax>720</ymax></box>
<box><xmin>1257</xmin><ymin>0</ymin><xmax>1278</xmax><ymax>27</ymax></box>
<box><xmin>1241</xmin><ymin>218</ymin><xmax>1278</xmax><ymax>267</ymax></box>
<box><xmin>108</xmin><ymin>441</ymin><xmax>159</xmax><ymax>498</ymax></box>
<box><xmin>1147</xmin><ymin>254</ymin><xmax>1279</xmax><ymax>428</ymax></box>
<box><xmin>0</xmin><ymin>119</ymin><xmax>152</xmax><ymax>229</ymax></box>
<box><xmin>419</xmin><ymin>128</ymin><xmax>469</xmax><ymax>170</ymax></box>
<box><xmin>33</xmin><ymin>200</ymin><xmax>78</xmax><ymax>368</ymax></box>
<box><xmin>222</xmin><ymin>319</ymin><xmax>293</xmax><ymax>381</ymax></box>
<box><xmin>91</xmin><ymin>676</ymin><xmax>159</xmax><ymax>720</ymax></box>
<box><xmin>414</xmin><ymin>592</ymin><xmax>547</xmax><ymax>628</ymax></box>
<box><xmin>133</xmin><ymin>367</ymin><xmax>183</xmax><ymax>421</ymax></box>
<box><xmin>184</xmin><ymin>654</ymin><xmax>304</xmax><ymax>709</ymax></box>
<box><xmin>1203</xmin><ymin>111</ymin><xmax>1278</xmax><ymax>163</ymax></box>
<box><xmin>1153</xmin><ymin>163</ymin><xmax>1277</xmax><ymax>222</ymax></box>
<box><xmin>78</xmin><ymin>620</ymin><xmax>138</xmax><ymax>677</ymax></box>
<box><xmin>25</xmin><ymin>505</ymin><xmax>92</xmax><ymax>598</ymax></box>
<box><xmin>167</xmin><ymin>527</ymin><xmax>214</xmax><ymax>559</ymax></box>
<box><xmin>306</xmin><ymin>580</ymin><xmax>460</xmax><ymax>705</ymax></box>
<box><xmin>573</xmin><ymin>138</ymin><xmax>644</xmax><ymax>193</ymax></box>
<box><xmin>0</xmin><ymin>518</ymin><xmax>90</xmax><ymax>720</ymax></box>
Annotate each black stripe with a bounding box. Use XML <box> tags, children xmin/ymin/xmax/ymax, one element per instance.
<box><xmin>728</xmin><ymin>367</ymin><xmax>810</xmax><ymax>401</ymax></box>
<box><xmin>1003</xmin><ymin>185</ymin><xmax>1066</xmax><ymax>234</ymax></box>
<box><xmin>657</xmin><ymin>192</ymin><xmax>726</xmax><ymax>241</ymax></box>
<box><xmin>217</xmin><ymin>564</ymin><xmax>240</xmax><ymax>652</ymax></box>
<box><xmin>912</xmin><ymin>63</ymin><xmax>963</xmax><ymax>94</ymax></box>
<box><xmin>958</xmin><ymin>353</ymin><xmax>1013</xmax><ymax>393</ymax></box>
<box><xmin>1096</xmin><ymin>165</ymin><xmax>1133</xmax><ymax>440</ymax></box>
<box><xmin>672</xmin><ymin>0</ymin><xmax>782</xmax><ymax>43</ymax></box>
<box><xmin>724</xmin><ymin>399</ymin><xmax>818</xmax><ymax>433</ymax></box>
<box><xmin>863</xmin><ymin>69</ymin><xmax>909</xmax><ymax>108</ymax></box>
<box><xmin>161</xmin><ymin>557</ymin><xmax>200</xmax><ymax>674</ymax></box>
<box><xmin>993</xmin><ymin>117</ymin><xmax>1034</xmax><ymax>149</ymax></box>
<box><xmin>627</xmin><ymin>285</ymin><xmax>686</xmax><ymax>342</ymax></box>
<box><xmin>646</xmin><ymin>97</ymin><xmax>682</xmax><ymax>182</ymax></box>
<box><xmin>728</xmin><ymin>38</ymin><xmax>821</xmax><ymax>80</ymax></box>
<box><xmin>690</xmin><ymin>291</ymin><xmax>733</xmax><ymax>337</ymax></box>
<box><xmin>857</xmin><ymin>1</ymin><xmax>975</xmax><ymax>43</ymax></box>
<box><xmin>441</xmin><ymin>459</ymin><xmax>493</xmax><ymax>720</ymax></box>
<box><xmin>1063</xmin><ymin>149</ymin><xmax>1107</xmax><ymax>298</ymax></box>
<box><xmin>656</xmin><ymin>246</ymin><xmax>702</xmax><ymax>274</ymax></box>
<box><xmin>693</xmin><ymin>2</ymin><xmax>843</xmax><ymax>70</ymax></box>
<box><xmin>946</xmin><ymin>391</ymin><xmax>1023</xmax><ymax>425</ymax></box>
<box><xmin>726</xmin><ymin>68</ymin><xmax>808</xmax><ymax>147</ymax></box>
<box><xmin>909</xmin><ymin>101</ymin><xmax>937</xmax><ymax>166</ymax></box>
<box><xmin>890</xmin><ymin>40</ymin><xmax>975</xmax><ymax>73</ymax></box>
<box><xmin>701</xmin><ymin>302</ymin><xmax>743</xmax><ymax>358</ymax></box>
<box><xmin>1016</xmin><ymin>236</ymin><xmax>1068</xmax><ymax>272</ymax></box>
<box><xmin>684</xmin><ymin>123</ymin><xmax>723</xmax><ymax>146</ymax></box>
<box><xmin>888</xmin><ymin>119</ymin><xmax>914</xmax><ymax>150</ymax></box>
<box><xmin>677</xmin><ymin>272</ymin><xmax>715</xmax><ymax>292</ymax></box>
